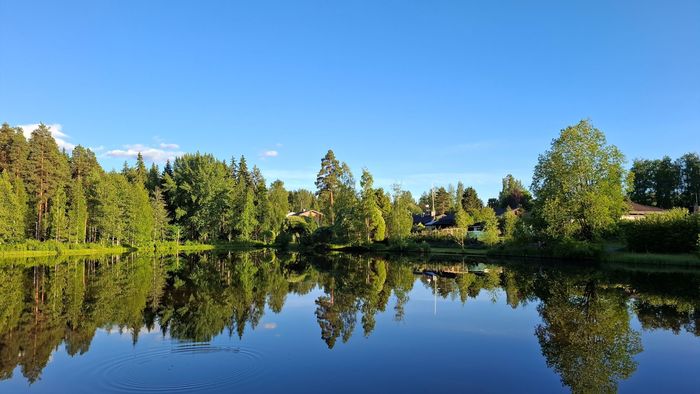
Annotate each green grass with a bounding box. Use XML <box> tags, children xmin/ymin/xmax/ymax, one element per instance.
<box><xmin>0</xmin><ymin>246</ymin><xmax>133</xmax><ymax>258</ymax></box>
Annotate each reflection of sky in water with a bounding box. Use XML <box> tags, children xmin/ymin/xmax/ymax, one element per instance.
<box><xmin>1</xmin><ymin>257</ymin><xmax>699</xmax><ymax>393</ymax></box>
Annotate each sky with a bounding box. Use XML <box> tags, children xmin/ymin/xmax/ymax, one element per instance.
<box><xmin>1</xmin><ymin>0</ymin><xmax>698</xmax><ymax>199</ymax></box>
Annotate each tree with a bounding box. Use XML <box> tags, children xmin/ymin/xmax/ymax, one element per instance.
<box><xmin>125</xmin><ymin>182</ymin><xmax>154</xmax><ymax>244</ymax></box>
<box><xmin>387</xmin><ymin>185</ymin><xmax>413</xmax><ymax>240</ymax></box>
<box><xmin>146</xmin><ymin>163</ymin><xmax>160</xmax><ymax>194</ymax></box>
<box><xmin>48</xmin><ymin>185</ymin><xmax>68</xmax><ymax>241</ymax></box>
<box><xmin>653</xmin><ymin>156</ymin><xmax>681</xmax><ymax>209</ymax></box>
<box><xmin>629</xmin><ymin>159</ymin><xmax>656</xmax><ymax>206</ymax></box>
<box><xmin>150</xmin><ymin>187</ymin><xmax>170</xmax><ymax>242</ymax></box>
<box><xmin>25</xmin><ymin>124</ymin><xmax>70</xmax><ymax>239</ymax></box>
<box><xmin>678</xmin><ymin>153</ymin><xmax>700</xmax><ymax>210</ymax></box>
<box><xmin>66</xmin><ymin>179</ymin><xmax>87</xmax><ymax>243</ymax></box>
<box><xmin>454</xmin><ymin>182</ymin><xmax>474</xmax><ymax>230</ymax></box>
<box><xmin>170</xmin><ymin>153</ymin><xmax>230</xmax><ymax>241</ymax></box>
<box><xmin>531</xmin><ymin>120</ymin><xmax>628</xmax><ymax>241</ymax></box>
<box><xmin>480</xmin><ymin>207</ymin><xmax>500</xmax><ymax>246</ymax></box>
<box><xmin>498</xmin><ymin>174</ymin><xmax>532</xmax><ymax>209</ymax></box>
<box><xmin>268</xmin><ymin>180</ymin><xmax>289</xmax><ymax>236</ymax></box>
<box><xmin>500</xmin><ymin>209</ymin><xmax>518</xmax><ymax>241</ymax></box>
<box><xmin>461</xmin><ymin>187</ymin><xmax>483</xmax><ymax>214</ymax></box>
<box><xmin>315</xmin><ymin>150</ymin><xmax>343</xmax><ymax>225</ymax></box>
<box><xmin>232</xmin><ymin>186</ymin><xmax>257</xmax><ymax>240</ymax></box>
<box><xmin>360</xmin><ymin>169</ymin><xmax>385</xmax><ymax>242</ymax></box>
<box><xmin>289</xmin><ymin>189</ymin><xmax>316</xmax><ymax>212</ymax></box>
<box><xmin>251</xmin><ymin>166</ymin><xmax>272</xmax><ymax>240</ymax></box>
<box><xmin>131</xmin><ymin>152</ymin><xmax>148</xmax><ymax>186</ymax></box>
<box><xmin>0</xmin><ymin>171</ymin><xmax>25</xmax><ymax>242</ymax></box>
<box><xmin>0</xmin><ymin>123</ymin><xmax>28</xmax><ymax>178</ymax></box>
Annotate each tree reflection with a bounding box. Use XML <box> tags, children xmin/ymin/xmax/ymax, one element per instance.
<box><xmin>533</xmin><ymin>274</ymin><xmax>642</xmax><ymax>393</ymax></box>
<box><xmin>0</xmin><ymin>252</ymin><xmax>697</xmax><ymax>389</ymax></box>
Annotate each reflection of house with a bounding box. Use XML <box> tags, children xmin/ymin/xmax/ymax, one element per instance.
<box><xmin>286</xmin><ymin>209</ymin><xmax>324</xmax><ymax>225</ymax></box>
<box><xmin>622</xmin><ymin>202</ymin><xmax>666</xmax><ymax>221</ymax></box>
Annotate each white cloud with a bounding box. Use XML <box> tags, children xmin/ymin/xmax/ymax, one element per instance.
<box><xmin>263</xmin><ymin>323</ymin><xmax>277</xmax><ymax>330</ymax></box>
<box><xmin>159</xmin><ymin>142</ymin><xmax>180</xmax><ymax>149</ymax></box>
<box><xmin>260</xmin><ymin>150</ymin><xmax>279</xmax><ymax>158</ymax></box>
<box><xmin>106</xmin><ymin>143</ymin><xmax>184</xmax><ymax>163</ymax></box>
<box><xmin>17</xmin><ymin>123</ymin><xmax>75</xmax><ymax>151</ymax></box>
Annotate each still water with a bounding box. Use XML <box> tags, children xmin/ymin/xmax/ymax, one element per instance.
<box><xmin>0</xmin><ymin>251</ymin><xmax>698</xmax><ymax>393</ymax></box>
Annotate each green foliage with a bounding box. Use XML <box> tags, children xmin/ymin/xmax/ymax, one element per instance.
<box><xmin>267</xmin><ymin>180</ymin><xmax>289</xmax><ymax>236</ymax></box>
<box><xmin>387</xmin><ymin>185</ymin><xmax>414</xmax><ymax>240</ymax></box>
<box><xmin>461</xmin><ymin>186</ymin><xmax>483</xmax><ymax>214</ymax></box>
<box><xmin>622</xmin><ymin>209</ymin><xmax>700</xmax><ymax>253</ymax></box>
<box><xmin>170</xmin><ymin>153</ymin><xmax>231</xmax><ymax>241</ymax></box>
<box><xmin>531</xmin><ymin>120</ymin><xmax>627</xmax><ymax>241</ymax></box>
<box><xmin>480</xmin><ymin>207</ymin><xmax>500</xmax><ymax>246</ymax></box>
<box><xmin>630</xmin><ymin>152</ymin><xmax>700</xmax><ymax>210</ymax></box>
<box><xmin>500</xmin><ymin>209</ymin><xmax>518</xmax><ymax>240</ymax></box>
<box><xmin>498</xmin><ymin>174</ymin><xmax>532</xmax><ymax>209</ymax></box>
<box><xmin>315</xmin><ymin>150</ymin><xmax>343</xmax><ymax>225</ymax></box>
<box><xmin>150</xmin><ymin>188</ymin><xmax>170</xmax><ymax>242</ymax></box>
<box><xmin>360</xmin><ymin>169</ymin><xmax>386</xmax><ymax>242</ymax></box>
<box><xmin>0</xmin><ymin>171</ymin><xmax>26</xmax><ymax>242</ymax></box>
<box><xmin>67</xmin><ymin>179</ymin><xmax>88</xmax><ymax>243</ymax></box>
<box><xmin>25</xmin><ymin>124</ymin><xmax>70</xmax><ymax>240</ymax></box>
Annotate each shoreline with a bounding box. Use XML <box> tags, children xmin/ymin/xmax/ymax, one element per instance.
<box><xmin>1</xmin><ymin>241</ymin><xmax>698</xmax><ymax>269</ymax></box>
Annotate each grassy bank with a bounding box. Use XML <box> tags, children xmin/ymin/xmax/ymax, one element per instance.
<box><xmin>0</xmin><ymin>246</ymin><xmax>134</xmax><ymax>258</ymax></box>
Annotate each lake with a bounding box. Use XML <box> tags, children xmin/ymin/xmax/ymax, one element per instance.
<box><xmin>0</xmin><ymin>251</ymin><xmax>698</xmax><ymax>393</ymax></box>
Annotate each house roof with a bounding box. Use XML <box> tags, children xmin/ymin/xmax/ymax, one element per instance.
<box><xmin>628</xmin><ymin>202</ymin><xmax>665</xmax><ymax>213</ymax></box>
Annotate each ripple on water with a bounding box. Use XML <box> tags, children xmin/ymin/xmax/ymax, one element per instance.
<box><xmin>92</xmin><ymin>343</ymin><xmax>265</xmax><ymax>393</ymax></box>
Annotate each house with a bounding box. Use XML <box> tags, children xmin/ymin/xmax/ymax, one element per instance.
<box><xmin>621</xmin><ymin>202</ymin><xmax>666</xmax><ymax>221</ymax></box>
<box><xmin>286</xmin><ymin>209</ymin><xmax>324</xmax><ymax>225</ymax></box>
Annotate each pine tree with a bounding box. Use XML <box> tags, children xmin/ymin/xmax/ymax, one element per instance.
<box><xmin>25</xmin><ymin>124</ymin><xmax>69</xmax><ymax>239</ymax></box>
<box><xmin>133</xmin><ymin>152</ymin><xmax>147</xmax><ymax>185</ymax></box>
<box><xmin>315</xmin><ymin>150</ymin><xmax>343</xmax><ymax>225</ymax></box>
<box><xmin>146</xmin><ymin>163</ymin><xmax>160</xmax><ymax>194</ymax></box>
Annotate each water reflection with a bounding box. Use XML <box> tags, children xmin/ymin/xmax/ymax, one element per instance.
<box><xmin>0</xmin><ymin>252</ymin><xmax>698</xmax><ymax>392</ymax></box>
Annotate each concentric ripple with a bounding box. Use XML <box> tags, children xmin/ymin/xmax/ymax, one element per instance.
<box><xmin>91</xmin><ymin>343</ymin><xmax>265</xmax><ymax>393</ymax></box>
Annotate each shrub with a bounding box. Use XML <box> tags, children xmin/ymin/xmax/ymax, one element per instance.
<box><xmin>622</xmin><ymin>209</ymin><xmax>700</xmax><ymax>253</ymax></box>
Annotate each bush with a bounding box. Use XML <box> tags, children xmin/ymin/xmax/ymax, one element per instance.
<box><xmin>622</xmin><ymin>209</ymin><xmax>700</xmax><ymax>253</ymax></box>
<box><xmin>551</xmin><ymin>239</ymin><xmax>604</xmax><ymax>260</ymax></box>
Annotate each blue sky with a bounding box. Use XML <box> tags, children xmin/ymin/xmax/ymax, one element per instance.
<box><xmin>1</xmin><ymin>0</ymin><xmax>698</xmax><ymax>199</ymax></box>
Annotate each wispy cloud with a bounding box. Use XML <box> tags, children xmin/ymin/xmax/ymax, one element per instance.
<box><xmin>260</xmin><ymin>150</ymin><xmax>279</xmax><ymax>159</ymax></box>
<box><xmin>17</xmin><ymin>123</ymin><xmax>75</xmax><ymax>151</ymax></box>
<box><xmin>106</xmin><ymin>143</ymin><xmax>184</xmax><ymax>163</ymax></box>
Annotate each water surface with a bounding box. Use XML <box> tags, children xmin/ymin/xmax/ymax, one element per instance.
<box><xmin>0</xmin><ymin>252</ymin><xmax>698</xmax><ymax>393</ymax></box>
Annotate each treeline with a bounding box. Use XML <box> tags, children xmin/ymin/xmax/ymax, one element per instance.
<box><xmin>630</xmin><ymin>153</ymin><xmax>700</xmax><ymax>210</ymax></box>
<box><xmin>0</xmin><ymin>123</ymin><xmax>292</xmax><ymax>246</ymax></box>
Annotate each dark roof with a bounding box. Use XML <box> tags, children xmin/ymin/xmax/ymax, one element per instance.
<box><xmin>413</xmin><ymin>214</ymin><xmax>434</xmax><ymax>226</ymax></box>
<box><xmin>628</xmin><ymin>202</ymin><xmax>665</xmax><ymax>213</ymax></box>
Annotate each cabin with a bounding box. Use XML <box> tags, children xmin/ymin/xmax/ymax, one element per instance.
<box><xmin>286</xmin><ymin>209</ymin><xmax>324</xmax><ymax>225</ymax></box>
<box><xmin>621</xmin><ymin>202</ymin><xmax>666</xmax><ymax>221</ymax></box>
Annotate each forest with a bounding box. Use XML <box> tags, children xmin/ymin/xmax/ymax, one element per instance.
<box><xmin>0</xmin><ymin>121</ymin><xmax>699</xmax><ymax>256</ymax></box>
